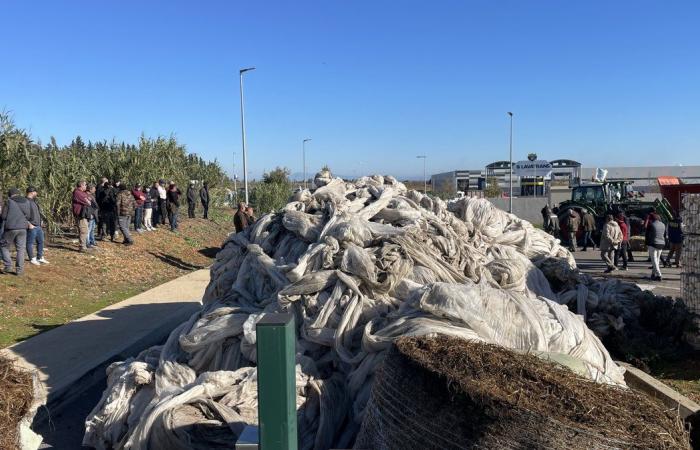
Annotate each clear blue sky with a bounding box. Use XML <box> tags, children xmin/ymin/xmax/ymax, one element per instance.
<box><xmin>2</xmin><ymin>0</ymin><xmax>698</xmax><ymax>179</ymax></box>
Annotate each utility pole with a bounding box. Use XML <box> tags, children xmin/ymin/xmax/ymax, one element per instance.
<box><xmin>303</xmin><ymin>138</ymin><xmax>312</xmax><ymax>189</ymax></box>
<box><xmin>233</xmin><ymin>151</ymin><xmax>237</xmax><ymax>197</ymax></box>
<box><xmin>239</xmin><ymin>67</ymin><xmax>255</xmax><ymax>204</ymax></box>
<box><xmin>416</xmin><ymin>155</ymin><xmax>427</xmax><ymax>194</ymax></box>
<box><xmin>507</xmin><ymin>112</ymin><xmax>513</xmax><ymax>213</ymax></box>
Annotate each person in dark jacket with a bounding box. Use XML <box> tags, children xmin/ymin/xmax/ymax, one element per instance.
<box><xmin>664</xmin><ymin>215</ymin><xmax>683</xmax><ymax>268</ymax></box>
<box><xmin>166</xmin><ymin>183</ymin><xmax>182</xmax><ymax>232</ymax></box>
<box><xmin>233</xmin><ymin>202</ymin><xmax>249</xmax><ymax>233</ymax></box>
<box><xmin>581</xmin><ymin>210</ymin><xmax>597</xmax><ymax>251</ymax></box>
<box><xmin>116</xmin><ymin>184</ymin><xmax>135</xmax><ymax>245</ymax></box>
<box><xmin>72</xmin><ymin>181</ymin><xmax>92</xmax><ymax>251</ymax></box>
<box><xmin>541</xmin><ymin>204</ymin><xmax>552</xmax><ymax>232</ymax></box>
<box><xmin>645</xmin><ymin>213</ymin><xmax>666</xmax><ymax>281</ymax></box>
<box><xmin>1</xmin><ymin>188</ymin><xmax>35</xmax><ymax>275</ymax></box>
<box><xmin>150</xmin><ymin>181</ymin><xmax>161</xmax><ymax>228</ymax></box>
<box><xmin>186</xmin><ymin>183</ymin><xmax>197</xmax><ymax>218</ymax></box>
<box><xmin>25</xmin><ymin>187</ymin><xmax>49</xmax><ymax>265</ymax></box>
<box><xmin>97</xmin><ymin>181</ymin><xmax>117</xmax><ymax>241</ymax></box>
<box><xmin>200</xmin><ymin>182</ymin><xmax>210</xmax><ymax>219</ymax></box>
<box><xmin>143</xmin><ymin>186</ymin><xmax>154</xmax><ymax>231</ymax></box>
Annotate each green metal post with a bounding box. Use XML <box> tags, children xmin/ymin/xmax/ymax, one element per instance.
<box><xmin>256</xmin><ymin>313</ymin><xmax>297</xmax><ymax>450</ymax></box>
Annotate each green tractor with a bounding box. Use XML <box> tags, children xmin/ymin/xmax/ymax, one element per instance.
<box><xmin>557</xmin><ymin>180</ymin><xmax>673</xmax><ymax>242</ymax></box>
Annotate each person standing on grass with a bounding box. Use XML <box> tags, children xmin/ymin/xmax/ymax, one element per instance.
<box><xmin>186</xmin><ymin>182</ymin><xmax>197</xmax><ymax>218</ymax></box>
<box><xmin>664</xmin><ymin>214</ymin><xmax>683</xmax><ymax>268</ymax></box>
<box><xmin>150</xmin><ymin>181</ymin><xmax>160</xmax><ymax>228</ymax></box>
<box><xmin>200</xmin><ymin>182</ymin><xmax>210</xmax><ymax>219</ymax></box>
<box><xmin>143</xmin><ymin>186</ymin><xmax>154</xmax><ymax>231</ymax></box>
<box><xmin>1</xmin><ymin>188</ymin><xmax>35</xmax><ymax>275</ymax></box>
<box><xmin>72</xmin><ymin>181</ymin><xmax>92</xmax><ymax>252</ymax></box>
<box><xmin>132</xmin><ymin>183</ymin><xmax>146</xmax><ymax>233</ymax></box>
<box><xmin>581</xmin><ymin>210</ymin><xmax>597</xmax><ymax>251</ymax></box>
<box><xmin>157</xmin><ymin>179</ymin><xmax>168</xmax><ymax>226</ymax></box>
<box><xmin>566</xmin><ymin>209</ymin><xmax>580</xmax><ymax>252</ymax></box>
<box><xmin>116</xmin><ymin>184</ymin><xmax>135</xmax><ymax>245</ymax></box>
<box><xmin>25</xmin><ymin>187</ymin><xmax>49</xmax><ymax>265</ymax></box>
<box><xmin>86</xmin><ymin>184</ymin><xmax>99</xmax><ymax>249</ymax></box>
<box><xmin>599</xmin><ymin>214</ymin><xmax>622</xmax><ymax>273</ymax></box>
<box><xmin>233</xmin><ymin>202</ymin><xmax>249</xmax><ymax>233</ymax></box>
<box><xmin>96</xmin><ymin>178</ymin><xmax>108</xmax><ymax>239</ymax></box>
<box><xmin>645</xmin><ymin>213</ymin><xmax>666</xmax><ymax>281</ymax></box>
<box><xmin>166</xmin><ymin>182</ymin><xmax>182</xmax><ymax>232</ymax></box>
<box><xmin>614</xmin><ymin>213</ymin><xmax>629</xmax><ymax>271</ymax></box>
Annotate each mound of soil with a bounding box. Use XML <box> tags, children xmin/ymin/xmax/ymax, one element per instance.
<box><xmin>356</xmin><ymin>335</ymin><xmax>690</xmax><ymax>449</ymax></box>
<box><xmin>0</xmin><ymin>357</ymin><xmax>34</xmax><ymax>450</ymax></box>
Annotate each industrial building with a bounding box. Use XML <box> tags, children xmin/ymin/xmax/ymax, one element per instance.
<box><xmin>431</xmin><ymin>161</ymin><xmax>700</xmax><ymax>196</ymax></box>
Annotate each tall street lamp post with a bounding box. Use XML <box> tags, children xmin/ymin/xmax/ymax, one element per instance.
<box><xmin>507</xmin><ymin>112</ymin><xmax>513</xmax><ymax>213</ymax></box>
<box><xmin>239</xmin><ymin>67</ymin><xmax>255</xmax><ymax>204</ymax></box>
<box><xmin>303</xmin><ymin>138</ymin><xmax>312</xmax><ymax>189</ymax></box>
<box><xmin>416</xmin><ymin>155</ymin><xmax>427</xmax><ymax>194</ymax></box>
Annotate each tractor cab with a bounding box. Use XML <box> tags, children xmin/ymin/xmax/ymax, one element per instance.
<box><xmin>571</xmin><ymin>181</ymin><xmax>631</xmax><ymax>210</ymax></box>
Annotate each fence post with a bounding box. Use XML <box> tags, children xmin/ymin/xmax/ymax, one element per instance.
<box><xmin>256</xmin><ymin>313</ymin><xmax>297</xmax><ymax>450</ymax></box>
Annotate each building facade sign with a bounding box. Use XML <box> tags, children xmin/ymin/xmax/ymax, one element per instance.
<box><xmin>514</xmin><ymin>160</ymin><xmax>553</xmax><ymax>178</ymax></box>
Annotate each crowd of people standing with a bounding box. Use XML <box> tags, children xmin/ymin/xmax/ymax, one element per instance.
<box><xmin>71</xmin><ymin>178</ymin><xmax>211</xmax><ymax>252</ymax></box>
<box><xmin>541</xmin><ymin>204</ymin><xmax>683</xmax><ymax>281</ymax></box>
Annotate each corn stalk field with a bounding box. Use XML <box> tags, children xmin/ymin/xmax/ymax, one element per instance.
<box><xmin>1</xmin><ymin>112</ymin><xmax>229</xmax><ymax>234</ymax></box>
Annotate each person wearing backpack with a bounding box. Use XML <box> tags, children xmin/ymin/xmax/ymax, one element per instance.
<box><xmin>2</xmin><ymin>188</ymin><xmax>35</xmax><ymax>275</ymax></box>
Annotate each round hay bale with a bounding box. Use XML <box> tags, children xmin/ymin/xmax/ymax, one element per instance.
<box><xmin>355</xmin><ymin>335</ymin><xmax>690</xmax><ymax>450</ymax></box>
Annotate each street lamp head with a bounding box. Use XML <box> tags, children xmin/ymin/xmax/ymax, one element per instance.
<box><xmin>416</xmin><ymin>155</ymin><xmax>426</xmax><ymax>159</ymax></box>
<box><xmin>240</xmin><ymin>67</ymin><xmax>256</xmax><ymax>74</ymax></box>
<box><xmin>303</xmin><ymin>138</ymin><xmax>312</xmax><ymax>143</ymax></box>
<box><xmin>507</xmin><ymin>111</ymin><xmax>513</xmax><ymax>117</ymax></box>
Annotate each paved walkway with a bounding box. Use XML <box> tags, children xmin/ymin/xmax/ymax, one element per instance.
<box><xmin>572</xmin><ymin>248</ymin><xmax>682</xmax><ymax>298</ymax></box>
<box><xmin>0</xmin><ymin>269</ymin><xmax>209</xmax><ymax>403</ymax></box>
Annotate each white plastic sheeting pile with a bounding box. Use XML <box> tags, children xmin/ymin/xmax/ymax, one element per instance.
<box><xmin>84</xmin><ymin>172</ymin><xmax>626</xmax><ymax>450</ymax></box>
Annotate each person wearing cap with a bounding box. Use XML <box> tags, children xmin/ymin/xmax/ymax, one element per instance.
<box><xmin>200</xmin><ymin>182</ymin><xmax>210</xmax><ymax>219</ymax></box>
<box><xmin>1</xmin><ymin>188</ymin><xmax>35</xmax><ymax>275</ymax></box>
<box><xmin>186</xmin><ymin>182</ymin><xmax>197</xmax><ymax>218</ymax></box>
<box><xmin>72</xmin><ymin>180</ymin><xmax>93</xmax><ymax>252</ymax></box>
<box><xmin>25</xmin><ymin>187</ymin><xmax>49</xmax><ymax>266</ymax></box>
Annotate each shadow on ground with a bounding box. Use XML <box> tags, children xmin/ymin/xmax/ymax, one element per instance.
<box><xmin>8</xmin><ymin>301</ymin><xmax>201</xmax><ymax>449</ymax></box>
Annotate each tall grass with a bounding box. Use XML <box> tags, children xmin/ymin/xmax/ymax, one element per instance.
<box><xmin>0</xmin><ymin>112</ymin><xmax>229</xmax><ymax>234</ymax></box>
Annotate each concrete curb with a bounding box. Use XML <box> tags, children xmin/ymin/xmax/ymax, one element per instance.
<box><xmin>619</xmin><ymin>362</ymin><xmax>700</xmax><ymax>419</ymax></box>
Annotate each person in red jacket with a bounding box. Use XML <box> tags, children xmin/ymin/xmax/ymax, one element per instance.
<box><xmin>614</xmin><ymin>213</ymin><xmax>629</xmax><ymax>270</ymax></box>
<box><xmin>72</xmin><ymin>180</ymin><xmax>92</xmax><ymax>252</ymax></box>
<box><xmin>131</xmin><ymin>184</ymin><xmax>146</xmax><ymax>233</ymax></box>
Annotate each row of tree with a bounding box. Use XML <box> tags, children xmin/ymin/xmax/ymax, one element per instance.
<box><xmin>0</xmin><ymin>112</ymin><xmax>228</xmax><ymax>234</ymax></box>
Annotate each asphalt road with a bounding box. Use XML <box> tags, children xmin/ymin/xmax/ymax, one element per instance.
<box><xmin>572</xmin><ymin>248</ymin><xmax>682</xmax><ymax>298</ymax></box>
